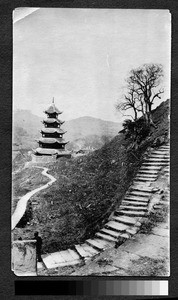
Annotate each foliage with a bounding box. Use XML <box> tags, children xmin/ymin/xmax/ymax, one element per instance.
<box><xmin>122</xmin><ymin>118</ymin><xmax>150</xmax><ymax>150</ymax></box>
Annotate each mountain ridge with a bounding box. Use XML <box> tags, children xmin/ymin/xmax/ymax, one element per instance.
<box><xmin>13</xmin><ymin>110</ymin><xmax>122</xmax><ymax>150</ymax></box>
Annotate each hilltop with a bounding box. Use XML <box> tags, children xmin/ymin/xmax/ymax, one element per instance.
<box><xmin>13</xmin><ymin>100</ymin><xmax>169</xmax><ymax>253</ymax></box>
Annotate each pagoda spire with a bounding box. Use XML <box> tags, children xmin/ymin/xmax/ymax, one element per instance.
<box><xmin>52</xmin><ymin>97</ymin><xmax>54</xmax><ymax>103</ymax></box>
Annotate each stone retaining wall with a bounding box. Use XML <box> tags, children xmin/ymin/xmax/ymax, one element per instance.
<box><xmin>12</xmin><ymin>240</ymin><xmax>37</xmax><ymax>276</ymax></box>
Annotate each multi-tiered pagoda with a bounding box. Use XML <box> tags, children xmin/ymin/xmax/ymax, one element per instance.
<box><xmin>35</xmin><ymin>99</ymin><xmax>70</xmax><ymax>158</ymax></box>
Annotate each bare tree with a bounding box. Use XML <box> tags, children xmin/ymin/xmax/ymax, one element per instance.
<box><xmin>116</xmin><ymin>84</ymin><xmax>140</xmax><ymax>121</ymax></box>
<box><xmin>116</xmin><ymin>64</ymin><xmax>164</xmax><ymax>125</ymax></box>
<box><xmin>127</xmin><ymin>63</ymin><xmax>164</xmax><ymax>124</ymax></box>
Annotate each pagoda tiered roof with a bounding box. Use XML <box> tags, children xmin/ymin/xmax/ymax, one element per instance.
<box><xmin>43</xmin><ymin>118</ymin><xmax>64</xmax><ymax>124</ymax></box>
<box><xmin>35</xmin><ymin>148</ymin><xmax>60</xmax><ymax>155</ymax></box>
<box><xmin>38</xmin><ymin>137</ymin><xmax>68</xmax><ymax>144</ymax></box>
<box><xmin>35</xmin><ymin>98</ymin><xmax>70</xmax><ymax>158</ymax></box>
<box><xmin>44</xmin><ymin>102</ymin><xmax>62</xmax><ymax>115</ymax></box>
<box><xmin>41</xmin><ymin>128</ymin><xmax>66</xmax><ymax>134</ymax></box>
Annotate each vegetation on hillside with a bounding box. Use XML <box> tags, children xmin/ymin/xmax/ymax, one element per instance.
<box><xmin>12</xmin><ymin>167</ymin><xmax>49</xmax><ymax>215</ymax></box>
<box><xmin>13</xmin><ymin>99</ymin><xmax>169</xmax><ymax>253</ymax></box>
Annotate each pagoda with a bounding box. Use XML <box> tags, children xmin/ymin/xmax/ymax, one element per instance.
<box><xmin>35</xmin><ymin>98</ymin><xmax>70</xmax><ymax>158</ymax></box>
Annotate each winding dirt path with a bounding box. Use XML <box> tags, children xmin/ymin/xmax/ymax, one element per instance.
<box><xmin>11</xmin><ymin>167</ymin><xmax>56</xmax><ymax>230</ymax></box>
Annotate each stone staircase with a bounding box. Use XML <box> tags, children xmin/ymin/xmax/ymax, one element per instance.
<box><xmin>38</xmin><ymin>143</ymin><xmax>169</xmax><ymax>273</ymax></box>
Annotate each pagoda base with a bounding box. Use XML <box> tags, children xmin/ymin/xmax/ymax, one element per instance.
<box><xmin>33</xmin><ymin>148</ymin><xmax>71</xmax><ymax>160</ymax></box>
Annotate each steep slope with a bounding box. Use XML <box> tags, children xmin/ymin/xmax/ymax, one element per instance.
<box><xmin>13</xmin><ymin>100</ymin><xmax>169</xmax><ymax>253</ymax></box>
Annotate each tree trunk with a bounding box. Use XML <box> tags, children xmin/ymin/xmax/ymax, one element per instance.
<box><xmin>148</xmin><ymin>102</ymin><xmax>156</xmax><ymax>127</ymax></box>
<box><xmin>134</xmin><ymin>108</ymin><xmax>137</xmax><ymax>121</ymax></box>
<box><xmin>145</xmin><ymin>103</ymin><xmax>150</xmax><ymax>125</ymax></box>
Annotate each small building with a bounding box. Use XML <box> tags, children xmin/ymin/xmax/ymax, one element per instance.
<box><xmin>34</xmin><ymin>98</ymin><xmax>71</xmax><ymax>158</ymax></box>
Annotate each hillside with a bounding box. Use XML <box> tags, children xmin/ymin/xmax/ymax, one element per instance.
<box><xmin>13</xmin><ymin>100</ymin><xmax>169</xmax><ymax>253</ymax></box>
<box><xmin>13</xmin><ymin>110</ymin><xmax>122</xmax><ymax>150</ymax></box>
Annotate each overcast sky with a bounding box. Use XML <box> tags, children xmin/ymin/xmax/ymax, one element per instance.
<box><xmin>13</xmin><ymin>8</ymin><xmax>171</xmax><ymax>122</ymax></box>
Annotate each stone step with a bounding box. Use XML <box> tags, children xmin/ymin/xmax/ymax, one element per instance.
<box><xmin>133</xmin><ymin>181</ymin><xmax>152</xmax><ymax>186</ymax></box>
<box><xmin>137</xmin><ymin>171</ymin><xmax>158</xmax><ymax>176</ymax></box>
<box><xmin>59</xmin><ymin>249</ymin><xmax>80</xmax><ymax>262</ymax></box>
<box><xmin>67</xmin><ymin>249</ymin><xmax>80</xmax><ymax>260</ymax></box>
<box><xmin>150</xmin><ymin>155</ymin><xmax>169</xmax><ymax>158</ymax></box>
<box><xmin>143</xmin><ymin>160</ymin><xmax>169</xmax><ymax>163</ymax></box>
<box><xmin>135</xmin><ymin>172</ymin><xmax>158</xmax><ymax>179</ymax></box>
<box><xmin>151</xmin><ymin>151</ymin><xmax>169</xmax><ymax>154</ymax></box>
<box><xmin>75</xmin><ymin>244</ymin><xmax>96</xmax><ymax>258</ymax></box>
<box><xmin>158</xmin><ymin>149</ymin><xmax>169</xmax><ymax>152</ymax></box>
<box><xmin>119</xmin><ymin>205</ymin><xmax>148</xmax><ymax>211</ymax></box>
<box><xmin>128</xmin><ymin>191</ymin><xmax>151</xmax><ymax>197</ymax></box>
<box><xmin>143</xmin><ymin>162</ymin><xmax>169</xmax><ymax>169</ymax></box>
<box><xmin>120</xmin><ymin>233</ymin><xmax>130</xmax><ymax>239</ymax></box>
<box><xmin>96</xmin><ymin>232</ymin><xmax>118</xmax><ymax>242</ymax></box>
<box><xmin>134</xmin><ymin>178</ymin><xmax>156</xmax><ymax>182</ymax></box>
<box><xmin>145</xmin><ymin>159</ymin><xmax>170</xmax><ymax>163</ymax></box>
<box><xmin>117</xmin><ymin>210</ymin><xmax>147</xmax><ymax>217</ymax></box>
<box><xmin>81</xmin><ymin>243</ymin><xmax>100</xmax><ymax>255</ymax></box>
<box><xmin>111</xmin><ymin>215</ymin><xmax>139</xmax><ymax>225</ymax></box>
<box><xmin>147</xmin><ymin>156</ymin><xmax>169</xmax><ymax>159</ymax></box>
<box><xmin>142</xmin><ymin>162</ymin><xmax>168</xmax><ymax>166</ymax></box>
<box><xmin>124</xmin><ymin>196</ymin><xmax>149</xmax><ymax>202</ymax></box>
<box><xmin>52</xmin><ymin>259</ymin><xmax>81</xmax><ymax>268</ymax></box>
<box><xmin>126</xmin><ymin>227</ymin><xmax>139</xmax><ymax>235</ymax></box>
<box><xmin>101</xmin><ymin>228</ymin><xmax>122</xmax><ymax>238</ymax></box>
<box><xmin>42</xmin><ymin>252</ymin><xmax>65</xmax><ymax>268</ymax></box>
<box><xmin>105</xmin><ymin>221</ymin><xmax>129</xmax><ymax>232</ymax></box>
<box><xmin>86</xmin><ymin>238</ymin><xmax>113</xmax><ymax>250</ymax></box>
<box><xmin>42</xmin><ymin>252</ymin><xmax>81</xmax><ymax>269</ymax></box>
<box><xmin>122</xmin><ymin>200</ymin><xmax>148</xmax><ymax>207</ymax></box>
<box><xmin>138</xmin><ymin>170</ymin><xmax>159</xmax><ymax>174</ymax></box>
<box><xmin>135</xmin><ymin>176</ymin><xmax>156</xmax><ymax>180</ymax></box>
<box><xmin>135</xmin><ymin>174</ymin><xmax>157</xmax><ymax>179</ymax></box>
<box><xmin>152</xmin><ymin>151</ymin><xmax>169</xmax><ymax>155</ymax></box>
<box><xmin>130</xmin><ymin>186</ymin><xmax>154</xmax><ymax>192</ymax></box>
<box><xmin>140</xmin><ymin>166</ymin><xmax>161</xmax><ymax>170</ymax></box>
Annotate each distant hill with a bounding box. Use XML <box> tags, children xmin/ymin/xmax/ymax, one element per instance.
<box><xmin>65</xmin><ymin>116</ymin><xmax>122</xmax><ymax>150</ymax></box>
<box><xmin>13</xmin><ymin>110</ymin><xmax>42</xmax><ymax>150</ymax></box>
<box><xmin>13</xmin><ymin>110</ymin><xmax>122</xmax><ymax>150</ymax></box>
<box><xmin>65</xmin><ymin>116</ymin><xmax>122</xmax><ymax>140</ymax></box>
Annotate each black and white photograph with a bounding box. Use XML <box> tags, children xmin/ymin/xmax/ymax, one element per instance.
<box><xmin>12</xmin><ymin>8</ymin><xmax>170</xmax><ymax>276</ymax></box>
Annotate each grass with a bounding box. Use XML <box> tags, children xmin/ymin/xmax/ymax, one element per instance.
<box><xmin>12</xmin><ymin>167</ymin><xmax>49</xmax><ymax>215</ymax></box>
<box><xmin>12</xmin><ymin>100</ymin><xmax>170</xmax><ymax>254</ymax></box>
<box><xmin>13</xmin><ymin>134</ymin><xmax>144</xmax><ymax>252</ymax></box>
<box><xmin>140</xmin><ymin>204</ymin><xmax>168</xmax><ymax>234</ymax></box>
<box><xmin>139</xmin><ymin>175</ymin><xmax>169</xmax><ymax>235</ymax></box>
<box><xmin>128</xmin><ymin>257</ymin><xmax>169</xmax><ymax>276</ymax></box>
